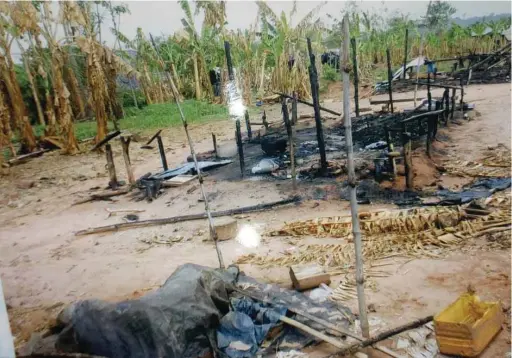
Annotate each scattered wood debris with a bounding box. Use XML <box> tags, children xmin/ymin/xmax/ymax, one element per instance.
<box><xmin>289</xmin><ymin>264</ymin><xmax>331</xmax><ymax>291</ymax></box>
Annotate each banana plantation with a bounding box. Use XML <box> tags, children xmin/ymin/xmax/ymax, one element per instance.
<box><xmin>0</xmin><ymin>0</ymin><xmax>510</xmax><ymax>160</ymax></box>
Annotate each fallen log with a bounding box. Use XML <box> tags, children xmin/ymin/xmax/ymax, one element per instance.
<box><xmin>75</xmin><ymin>196</ymin><xmax>301</xmax><ymax>236</ymax></box>
<box><xmin>327</xmin><ymin>315</ymin><xmax>434</xmax><ymax>357</ymax></box>
<box><xmin>73</xmin><ymin>188</ymin><xmax>130</xmax><ymax>206</ymax></box>
<box><xmin>7</xmin><ymin>149</ymin><xmax>50</xmax><ymax>166</ymax></box>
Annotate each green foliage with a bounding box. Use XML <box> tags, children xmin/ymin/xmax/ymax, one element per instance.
<box><xmin>322</xmin><ymin>64</ymin><xmax>338</xmax><ymax>82</ymax></box>
<box><xmin>14</xmin><ymin>64</ymin><xmax>39</xmax><ymax>125</ymax></box>
<box><xmin>424</xmin><ymin>0</ymin><xmax>456</xmax><ymax>32</ymax></box>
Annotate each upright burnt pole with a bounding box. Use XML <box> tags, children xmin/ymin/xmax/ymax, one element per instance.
<box><xmin>225</xmin><ymin>41</ymin><xmax>245</xmax><ymax>177</ymax></box>
<box><xmin>341</xmin><ymin>15</ymin><xmax>370</xmax><ymax>339</ymax></box>
<box><xmin>386</xmin><ymin>48</ymin><xmax>394</xmax><ymax>113</ymax></box>
<box><xmin>402</xmin><ymin>28</ymin><xmax>409</xmax><ymax>80</ymax></box>
<box><xmin>307</xmin><ymin>38</ymin><xmax>328</xmax><ymax>174</ymax></box>
<box><xmin>149</xmin><ymin>33</ymin><xmax>224</xmax><ymax>269</ymax></box>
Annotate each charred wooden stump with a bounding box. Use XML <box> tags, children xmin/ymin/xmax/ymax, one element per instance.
<box><xmin>105</xmin><ymin>143</ymin><xmax>119</xmax><ymax>189</ymax></box>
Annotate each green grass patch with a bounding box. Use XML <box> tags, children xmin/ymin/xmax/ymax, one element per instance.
<box><xmin>32</xmin><ymin>100</ymin><xmax>230</xmax><ymax>142</ymax></box>
<box><xmin>120</xmin><ymin>100</ymin><xmax>228</xmax><ymax>132</ymax></box>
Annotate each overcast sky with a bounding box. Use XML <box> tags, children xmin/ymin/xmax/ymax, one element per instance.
<box><xmin>9</xmin><ymin>0</ymin><xmax>511</xmax><ymax>58</ymax></box>
<box><xmin>103</xmin><ymin>0</ymin><xmax>511</xmax><ymax>46</ymax></box>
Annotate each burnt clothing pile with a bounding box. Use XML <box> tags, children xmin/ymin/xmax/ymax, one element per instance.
<box><xmin>209</xmin><ymin>67</ymin><xmax>222</xmax><ymax>96</ymax></box>
<box><xmin>321</xmin><ymin>51</ymin><xmax>340</xmax><ymax>71</ymax></box>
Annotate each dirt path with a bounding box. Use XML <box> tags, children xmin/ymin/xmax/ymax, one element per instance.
<box><xmin>1</xmin><ymin>83</ymin><xmax>510</xmax><ymax>354</ymax></box>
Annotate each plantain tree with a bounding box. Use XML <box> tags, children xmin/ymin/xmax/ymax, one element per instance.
<box><xmin>0</xmin><ymin>2</ymin><xmax>37</xmax><ymax>153</ymax></box>
<box><xmin>256</xmin><ymin>0</ymin><xmax>326</xmax><ymax>99</ymax></box>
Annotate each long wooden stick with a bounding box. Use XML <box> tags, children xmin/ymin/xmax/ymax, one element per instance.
<box><xmin>350</xmin><ymin>38</ymin><xmax>360</xmax><ymax>117</ymax></box>
<box><xmin>150</xmin><ymin>33</ymin><xmax>224</xmax><ymax>269</ymax></box>
<box><xmin>235</xmin><ymin>288</ymin><xmax>400</xmax><ymax>357</ymax></box>
<box><xmin>75</xmin><ymin>196</ymin><xmax>300</xmax><ymax>236</ymax></box>
<box><xmin>342</xmin><ymin>15</ymin><xmax>370</xmax><ymax>339</ymax></box>
<box><xmin>90</xmin><ymin>131</ymin><xmax>121</xmax><ymax>152</ymax></box>
<box><xmin>7</xmin><ymin>149</ymin><xmax>50</xmax><ymax>166</ymax></box>
<box><xmin>73</xmin><ymin>188</ymin><xmax>130</xmax><ymax>206</ymax></box>
<box><xmin>279</xmin><ymin>315</ymin><xmax>345</xmax><ymax>348</ymax></box>
<box><xmin>402</xmin><ymin>28</ymin><xmax>409</xmax><ymax>80</ymax></box>
<box><xmin>275</xmin><ymin>92</ymin><xmax>341</xmax><ymax>117</ymax></box>
<box><xmin>413</xmin><ymin>1</ymin><xmax>431</xmax><ymax>107</ymax></box>
<box><xmin>328</xmin><ymin>316</ymin><xmax>434</xmax><ymax>357</ymax></box>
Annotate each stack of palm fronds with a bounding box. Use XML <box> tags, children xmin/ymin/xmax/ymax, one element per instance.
<box><xmin>267</xmin><ymin>207</ymin><xmax>464</xmax><ymax>238</ymax></box>
<box><xmin>237</xmin><ymin>198</ymin><xmax>511</xmax><ymax>270</ymax></box>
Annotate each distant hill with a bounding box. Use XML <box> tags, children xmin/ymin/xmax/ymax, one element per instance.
<box><xmin>452</xmin><ymin>13</ymin><xmax>511</xmax><ymax>26</ymax></box>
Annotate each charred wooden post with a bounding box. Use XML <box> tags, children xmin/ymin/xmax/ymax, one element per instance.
<box><xmin>403</xmin><ymin>132</ymin><xmax>413</xmax><ymax>189</ymax></box>
<box><xmin>292</xmin><ymin>92</ymin><xmax>298</xmax><ymax>125</ymax></box>
<box><xmin>307</xmin><ymin>38</ymin><xmax>328</xmax><ymax>174</ymax></box>
<box><xmin>282</xmin><ymin>99</ymin><xmax>296</xmax><ymax>191</ymax></box>
<box><xmin>156</xmin><ymin>135</ymin><xmax>168</xmax><ymax>171</ymax></box>
<box><xmin>262</xmin><ymin>110</ymin><xmax>269</xmax><ymax>129</ymax></box>
<box><xmin>105</xmin><ymin>143</ymin><xmax>118</xmax><ymax>189</ymax></box>
<box><xmin>235</xmin><ymin>120</ymin><xmax>245</xmax><ymax>177</ymax></box>
<box><xmin>443</xmin><ymin>87</ymin><xmax>450</xmax><ymax>124</ymax></box>
<box><xmin>224</xmin><ymin>41</ymin><xmax>234</xmax><ymax>82</ymax></box>
<box><xmin>460</xmin><ymin>77</ymin><xmax>465</xmax><ymax>118</ymax></box>
<box><xmin>450</xmin><ymin>88</ymin><xmax>456</xmax><ymax>120</ymax></box>
<box><xmin>402</xmin><ymin>28</ymin><xmax>409</xmax><ymax>80</ymax></box>
<box><xmin>120</xmin><ymin>136</ymin><xmax>135</xmax><ymax>186</ymax></box>
<box><xmin>386</xmin><ymin>48</ymin><xmax>394</xmax><ymax>113</ymax></box>
<box><xmin>426</xmin><ymin>115</ymin><xmax>434</xmax><ymax>158</ymax></box>
<box><xmin>434</xmin><ymin>112</ymin><xmax>439</xmax><ymax>138</ymax></box>
<box><xmin>350</xmin><ymin>38</ymin><xmax>360</xmax><ymax>117</ymax></box>
<box><xmin>244</xmin><ymin>109</ymin><xmax>252</xmax><ymax>140</ymax></box>
<box><xmin>427</xmin><ymin>72</ymin><xmax>432</xmax><ymax>111</ymax></box>
<box><xmin>212</xmin><ymin>133</ymin><xmax>218</xmax><ymax>158</ymax></box>
<box><xmin>387</xmin><ymin>152</ymin><xmax>398</xmax><ymax>178</ymax></box>
<box><xmin>384</xmin><ymin>126</ymin><xmax>393</xmax><ymax>151</ymax></box>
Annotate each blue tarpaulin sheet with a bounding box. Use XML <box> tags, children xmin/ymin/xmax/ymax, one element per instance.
<box><xmin>217</xmin><ymin>297</ymin><xmax>287</xmax><ymax>358</ymax></box>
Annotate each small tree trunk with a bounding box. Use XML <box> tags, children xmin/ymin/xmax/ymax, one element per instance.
<box><xmin>52</xmin><ymin>53</ymin><xmax>79</xmax><ymax>154</ymax></box>
<box><xmin>258</xmin><ymin>52</ymin><xmax>267</xmax><ymax>96</ymax></box>
<box><xmin>171</xmin><ymin>63</ymin><xmax>181</xmax><ymax>91</ymax></box>
<box><xmin>0</xmin><ymin>54</ymin><xmax>37</xmax><ymax>153</ymax></box>
<box><xmin>43</xmin><ymin>90</ymin><xmax>58</xmax><ymax>136</ymax></box>
<box><xmin>193</xmin><ymin>53</ymin><xmax>201</xmax><ymax>100</ymax></box>
<box><xmin>19</xmin><ymin>50</ymin><xmax>45</xmax><ymax>126</ymax></box>
<box><xmin>63</xmin><ymin>58</ymin><xmax>86</xmax><ymax>120</ymax></box>
<box><xmin>0</xmin><ymin>86</ymin><xmax>16</xmax><ymax>157</ymax></box>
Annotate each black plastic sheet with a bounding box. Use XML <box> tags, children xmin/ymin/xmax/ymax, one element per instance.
<box><xmin>55</xmin><ymin>264</ymin><xmax>238</xmax><ymax>358</ymax></box>
<box><xmin>435</xmin><ymin>178</ymin><xmax>510</xmax><ymax>205</ymax></box>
